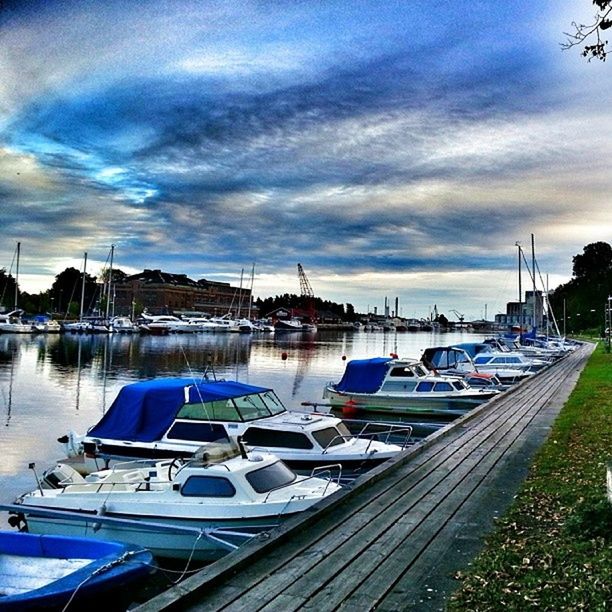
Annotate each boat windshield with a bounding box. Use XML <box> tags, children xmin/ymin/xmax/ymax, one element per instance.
<box><xmin>176</xmin><ymin>390</ymin><xmax>287</xmax><ymax>422</ymax></box>
<box><xmin>245</xmin><ymin>461</ymin><xmax>297</xmax><ymax>493</ymax></box>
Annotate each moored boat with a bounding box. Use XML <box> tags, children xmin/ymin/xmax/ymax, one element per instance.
<box><xmin>0</xmin><ymin>530</ymin><xmax>153</xmax><ymax>610</ymax></box>
<box><xmin>58</xmin><ymin>378</ymin><xmax>409</xmax><ymax>473</ymax></box>
<box><xmin>8</xmin><ymin>444</ymin><xmax>343</xmax><ymax>561</ymax></box>
<box><xmin>323</xmin><ymin>357</ymin><xmax>500</xmax><ymax>414</ymax></box>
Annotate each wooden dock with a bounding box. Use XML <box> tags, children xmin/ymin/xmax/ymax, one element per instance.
<box><xmin>137</xmin><ymin>343</ymin><xmax>593</xmax><ymax>612</ymax></box>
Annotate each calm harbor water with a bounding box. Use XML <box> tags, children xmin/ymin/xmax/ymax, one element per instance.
<box><xmin>0</xmin><ymin>329</ymin><xmax>486</xmax><ymax>520</ymax></box>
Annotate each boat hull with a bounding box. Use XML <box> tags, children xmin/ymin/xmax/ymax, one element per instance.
<box><xmin>0</xmin><ymin>531</ymin><xmax>152</xmax><ymax>610</ymax></box>
<box><xmin>324</xmin><ymin>389</ymin><xmax>494</xmax><ymax>414</ymax></box>
<box><xmin>19</xmin><ymin>511</ymin><xmax>291</xmax><ymax>561</ymax></box>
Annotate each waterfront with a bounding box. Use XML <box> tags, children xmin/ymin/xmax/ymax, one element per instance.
<box><xmin>0</xmin><ymin>329</ymin><xmax>485</xmax><ymax>522</ymax></box>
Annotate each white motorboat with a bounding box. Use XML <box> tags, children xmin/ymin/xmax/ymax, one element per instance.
<box><xmin>323</xmin><ymin>357</ymin><xmax>500</xmax><ymax>415</ymax></box>
<box><xmin>204</xmin><ymin>315</ymin><xmax>239</xmax><ymax>332</ymax></box>
<box><xmin>59</xmin><ymin>378</ymin><xmax>409</xmax><ymax>473</ymax></box>
<box><xmin>32</xmin><ymin>316</ymin><xmax>62</xmax><ymax>334</ymax></box>
<box><xmin>138</xmin><ymin>313</ymin><xmax>194</xmax><ymax>334</ymax></box>
<box><xmin>9</xmin><ymin>444</ymin><xmax>343</xmax><ymax>560</ymax></box>
<box><xmin>110</xmin><ymin>316</ymin><xmax>139</xmax><ymax>333</ymax></box>
<box><xmin>0</xmin><ymin>310</ymin><xmax>32</xmax><ymax>334</ymax></box>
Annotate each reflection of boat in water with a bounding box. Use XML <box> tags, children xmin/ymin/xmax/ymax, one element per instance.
<box><xmin>9</xmin><ymin>443</ymin><xmax>342</xmax><ymax>561</ymax></box>
<box><xmin>59</xmin><ymin>378</ymin><xmax>408</xmax><ymax>472</ymax></box>
<box><xmin>0</xmin><ymin>531</ymin><xmax>153</xmax><ymax>610</ymax></box>
<box><xmin>323</xmin><ymin>357</ymin><xmax>500</xmax><ymax>414</ymax></box>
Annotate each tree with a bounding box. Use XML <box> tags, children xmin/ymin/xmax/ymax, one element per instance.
<box><xmin>0</xmin><ymin>268</ymin><xmax>17</xmax><ymax>311</ymax></box>
<box><xmin>572</xmin><ymin>241</ymin><xmax>612</xmax><ymax>278</ymax></box>
<box><xmin>50</xmin><ymin>267</ymin><xmax>99</xmax><ymax>316</ymax></box>
<box><xmin>563</xmin><ymin>0</ymin><xmax>612</xmax><ymax>61</ymax></box>
<box><xmin>549</xmin><ymin>241</ymin><xmax>612</xmax><ymax>333</ymax></box>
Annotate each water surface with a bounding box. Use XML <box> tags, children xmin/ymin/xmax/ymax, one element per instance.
<box><xmin>0</xmin><ymin>329</ymin><xmax>485</xmax><ymax>516</ymax></box>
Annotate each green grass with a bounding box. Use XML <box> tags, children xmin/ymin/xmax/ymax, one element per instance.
<box><xmin>448</xmin><ymin>343</ymin><xmax>612</xmax><ymax>611</ymax></box>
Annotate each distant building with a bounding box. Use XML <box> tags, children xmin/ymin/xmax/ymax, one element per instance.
<box><xmin>113</xmin><ymin>269</ymin><xmax>254</xmax><ymax>317</ymax></box>
<box><xmin>495</xmin><ymin>290</ymin><xmax>544</xmax><ymax>329</ymax></box>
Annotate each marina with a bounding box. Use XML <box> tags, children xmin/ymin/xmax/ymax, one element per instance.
<box><xmin>135</xmin><ymin>342</ymin><xmax>591</xmax><ymax>611</ymax></box>
<box><xmin>0</xmin><ymin>329</ymin><xmax>483</xmax><ymax>525</ymax></box>
<box><xmin>0</xmin><ymin>329</ymin><xmax>584</xmax><ymax>609</ymax></box>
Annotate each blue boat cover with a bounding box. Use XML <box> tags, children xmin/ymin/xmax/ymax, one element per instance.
<box><xmin>334</xmin><ymin>357</ymin><xmax>391</xmax><ymax>393</ymax></box>
<box><xmin>87</xmin><ymin>378</ymin><xmax>271</xmax><ymax>442</ymax></box>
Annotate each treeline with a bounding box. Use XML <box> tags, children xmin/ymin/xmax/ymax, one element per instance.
<box><xmin>549</xmin><ymin>241</ymin><xmax>612</xmax><ymax>333</ymax></box>
<box><xmin>255</xmin><ymin>294</ymin><xmax>357</xmax><ymax>321</ymax></box>
<box><xmin>0</xmin><ymin>267</ymin><xmax>127</xmax><ymax>317</ymax></box>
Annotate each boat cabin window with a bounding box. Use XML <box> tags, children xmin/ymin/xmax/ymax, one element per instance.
<box><xmin>181</xmin><ymin>476</ymin><xmax>236</xmax><ymax>497</ymax></box>
<box><xmin>452</xmin><ymin>381</ymin><xmax>466</xmax><ymax>391</ymax></box>
<box><xmin>433</xmin><ymin>382</ymin><xmax>453</xmax><ymax>392</ymax></box>
<box><xmin>245</xmin><ymin>460</ymin><xmax>297</xmax><ymax>493</ymax></box>
<box><xmin>415</xmin><ymin>381</ymin><xmax>434</xmax><ymax>392</ymax></box>
<box><xmin>166</xmin><ymin>422</ymin><xmax>229</xmax><ymax>442</ymax></box>
<box><xmin>242</xmin><ymin>427</ymin><xmax>314</xmax><ymax>449</ymax></box>
<box><xmin>312</xmin><ymin>426</ymin><xmax>347</xmax><ymax>448</ymax></box>
<box><xmin>389</xmin><ymin>367</ymin><xmax>414</xmax><ymax>377</ymax></box>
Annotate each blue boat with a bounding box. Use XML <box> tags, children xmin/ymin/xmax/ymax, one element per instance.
<box><xmin>0</xmin><ymin>531</ymin><xmax>153</xmax><ymax>610</ymax></box>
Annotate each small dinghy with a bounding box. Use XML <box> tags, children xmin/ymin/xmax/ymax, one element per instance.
<box><xmin>0</xmin><ymin>531</ymin><xmax>153</xmax><ymax>610</ymax></box>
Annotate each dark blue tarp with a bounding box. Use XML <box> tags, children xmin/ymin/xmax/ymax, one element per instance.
<box><xmin>334</xmin><ymin>357</ymin><xmax>391</xmax><ymax>393</ymax></box>
<box><xmin>87</xmin><ymin>378</ymin><xmax>271</xmax><ymax>442</ymax></box>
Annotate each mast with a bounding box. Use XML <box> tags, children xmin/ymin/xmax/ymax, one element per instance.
<box><xmin>105</xmin><ymin>244</ymin><xmax>115</xmax><ymax>321</ymax></box>
<box><xmin>79</xmin><ymin>252</ymin><xmax>87</xmax><ymax>322</ymax></box>
<box><xmin>14</xmin><ymin>242</ymin><xmax>20</xmax><ymax>310</ymax></box>
<box><xmin>531</xmin><ymin>234</ymin><xmax>537</xmax><ymax>330</ymax></box>
<box><xmin>237</xmin><ymin>268</ymin><xmax>244</xmax><ymax>318</ymax></box>
<box><xmin>247</xmin><ymin>262</ymin><xmax>255</xmax><ymax>320</ymax></box>
<box><xmin>516</xmin><ymin>242</ymin><xmax>522</xmax><ymax>331</ymax></box>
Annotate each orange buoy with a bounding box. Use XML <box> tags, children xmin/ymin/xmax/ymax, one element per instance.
<box><xmin>281</xmin><ymin>352</ymin><xmax>288</xmax><ymax>360</ymax></box>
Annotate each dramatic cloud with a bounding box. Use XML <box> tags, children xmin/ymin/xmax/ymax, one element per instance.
<box><xmin>0</xmin><ymin>0</ymin><xmax>610</xmax><ymax>317</ymax></box>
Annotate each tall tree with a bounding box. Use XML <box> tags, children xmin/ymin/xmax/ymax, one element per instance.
<box><xmin>50</xmin><ymin>267</ymin><xmax>99</xmax><ymax>316</ymax></box>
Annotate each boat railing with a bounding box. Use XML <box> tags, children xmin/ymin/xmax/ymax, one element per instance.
<box><xmin>355</xmin><ymin>422</ymin><xmax>413</xmax><ymax>450</ymax></box>
<box><xmin>262</xmin><ymin>465</ymin><xmax>342</xmax><ymax>504</ymax></box>
<box><xmin>319</xmin><ymin>423</ymin><xmax>413</xmax><ymax>453</ymax></box>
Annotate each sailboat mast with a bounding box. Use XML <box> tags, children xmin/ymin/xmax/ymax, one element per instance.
<box><xmin>105</xmin><ymin>244</ymin><xmax>114</xmax><ymax>321</ymax></box>
<box><xmin>247</xmin><ymin>262</ymin><xmax>255</xmax><ymax>320</ymax></box>
<box><xmin>531</xmin><ymin>234</ymin><xmax>537</xmax><ymax>330</ymax></box>
<box><xmin>237</xmin><ymin>268</ymin><xmax>244</xmax><ymax>318</ymax></box>
<box><xmin>79</xmin><ymin>252</ymin><xmax>87</xmax><ymax>322</ymax></box>
<box><xmin>516</xmin><ymin>242</ymin><xmax>522</xmax><ymax>331</ymax></box>
<box><xmin>14</xmin><ymin>242</ymin><xmax>20</xmax><ymax>310</ymax></box>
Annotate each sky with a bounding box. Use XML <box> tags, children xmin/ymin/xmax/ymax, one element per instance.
<box><xmin>1</xmin><ymin>0</ymin><xmax>611</xmax><ymax>320</ymax></box>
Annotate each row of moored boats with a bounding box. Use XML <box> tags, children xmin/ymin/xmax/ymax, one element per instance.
<box><xmin>0</xmin><ymin>332</ymin><xmax>576</xmax><ymax>608</ymax></box>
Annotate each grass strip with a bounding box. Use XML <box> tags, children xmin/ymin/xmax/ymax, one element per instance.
<box><xmin>448</xmin><ymin>343</ymin><xmax>612</xmax><ymax>611</ymax></box>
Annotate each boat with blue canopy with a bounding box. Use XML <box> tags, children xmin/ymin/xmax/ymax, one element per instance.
<box><xmin>59</xmin><ymin>378</ymin><xmax>410</xmax><ymax>473</ymax></box>
<box><xmin>323</xmin><ymin>357</ymin><xmax>500</xmax><ymax>415</ymax></box>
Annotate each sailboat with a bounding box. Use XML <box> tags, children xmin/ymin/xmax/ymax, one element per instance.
<box><xmin>0</xmin><ymin>243</ymin><xmax>33</xmax><ymax>334</ymax></box>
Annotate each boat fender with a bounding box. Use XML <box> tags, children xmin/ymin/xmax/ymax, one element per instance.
<box><xmin>93</xmin><ymin>504</ymin><xmax>107</xmax><ymax>532</ymax></box>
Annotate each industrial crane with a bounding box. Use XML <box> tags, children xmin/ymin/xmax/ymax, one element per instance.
<box><xmin>297</xmin><ymin>263</ymin><xmax>317</xmax><ymax>323</ymax></box>
<box><xmin>450</xmin><ymin>309</ymin><xmax>465</xmax><ymax>324</ymax></box>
